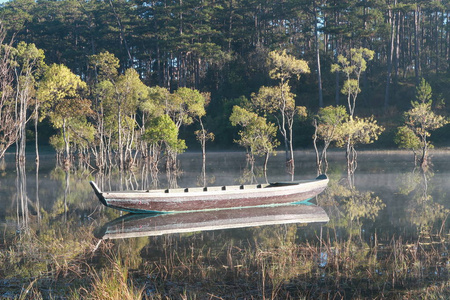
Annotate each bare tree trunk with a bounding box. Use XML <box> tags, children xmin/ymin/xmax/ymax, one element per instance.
<box><xmin>118</xmin><ymin>106</ymin><xmax>124</xmax><ymax>170</ymax></box>
<box><xmin>0</xmin><ymin>26</ymin><xmax>18</xmax><ymax>159</ymax></box>
<box><xmin>108</xmin><ymin>0</ymin><xmax>133</xmax><ymax>66</ymax></box>
<box><xmin>385</xmin><ymin>1</ymin><xmax>396</xmax><ymax>111</ymax></box>
<box><xmin>313</xmin><ymin>0</ymin><xmax>323</xmax><ymax>108</ymax></box>
<box><xmin>313</xmin><ymin>120</ymin><xmax>321</xmax><ymax>176</ymax></box>
<box><xmin>62</xmin><ymin>118</ymin><xmax>70</xmax><ymax>168</ymax></box>
<box><xmin>34</xmin><ymin>105</ymin><xmax>40</xmax><ymax>164</ymax></box>
<box><xmin>414</xmin><ymin>5</ymin><xmax>421</xmax><ymax>85</ymax></box>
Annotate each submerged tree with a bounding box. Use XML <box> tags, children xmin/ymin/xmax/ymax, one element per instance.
<box><xmin>195</xmin><ymin>116</ymin><xmax>214</xmax><ymax>187</ymax></box>
<box><xmin>90</xmin><ymin>51</ymin><xmax>148</xmax><ymax>170</ymax></box>
<box><xmin>313</xmin><ymin>105</ymin><xmax>348</xmax><ymax>175</ymax></box>
<box><xmin>112</xmin><ymin>68</ymin><xmax>148</xmax><ymax>169</ymax></box>
<box><xmin>37</xmin><ymin>64</ymin><xmax>91</xmax><ymax>167</ymax></box>
<box><xmin>394</xmin><ymin>126</ymin><xmax>421</xmax><ymax>165</ymax></box>
<box><xmin>140</xmin><ymin>86</ymin><xmax>208</xmax><ymax>174</ymax></box>
<box><xmin>165</xmin><ymin>87</ymin><xmax>207</xmax><ymax>170</ymax></box>
<box><xmin>143</xmin><ymin>114</ymin><xmax>185</xmax><ymax>169</ymax></box>
<box><xmin>331</xmin><ymin>48</ymin><xmax>383</xmax><ymax>185</ymax></box>
<box><xmin>230</xmin><ymin>105</ymin><xmax>279</xmax><ymax>178</ymax></box>
<box><xmin>336</xmin><ymin>117</ymin><xmax>384</xmax><ymax>186</ymax></box>
<box><xmin>13</xmin><ymin>41</ymin><xmax>45</xmax><ymax>164</ymax></box>
<box><xmin>139</xmin><ymin>86</ymin><xmax>169</xmax><ymax>173</ymax></box>
<box><xmin>0</xmin><ymin>25</ymin><xmax>18</xmax><ymax>160</ymax></box>
<box><xmin>252</xmin><ymin>50</ymin><xmax>309</xmax><ymax>173</ymax></box>
<box><xmin>396</xmin><ymin>79</ymin><xmax>448</xmax><ymax>168</ymax></box>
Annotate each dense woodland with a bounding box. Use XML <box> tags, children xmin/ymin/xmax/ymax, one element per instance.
<box><xmin>0</xmin><ymin>0</ymin><xmax>450</xmax><ymax>171</ymax></box>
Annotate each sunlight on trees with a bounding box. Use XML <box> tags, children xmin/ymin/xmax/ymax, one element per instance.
<box><xmin>395</xmin><ymin>79</ymin><xmax>448</xmax><ymax>168</ymax></box>
<box><xmin>251</xmin><ymin>50</ymin><xmax>309</xmax><ymax>173</ymax></box>
<box><xmin>14</xmin><ymin>41</ymin><xmax>46</xmax><ymax>163</ymax></box>
<box><xmin>313</xmin><ymin>105</ymin><xmax>348</xmax><ymax>175</ymax></box>
<box><xmin>330</xmin><ymin>48</ymin><xmax>383</xmax><ymax>185</ymax></box>
<box><xmin>90</xmin><ymin>51</ymin><xmax>148</xmax><ymax>170</ymax></box>
<box><xmin>337</xmin><ymin>116</ymin><xmax>384</xmax><ymax>186</ymax></box>
<box><xmin>37</xmin><ymin>64</ymin><xmax>91</xmax><ymax>167</ymax></box>
<box><xmin>230</xmin><ymin>105</ymin><xmax>279</xmax><ymax>176</ymax></box>
<box><xmin>0</xmin><ymin>26</ymin><xmax>19</xmax><ymax>160</ymax></box>
<box><xmin>331</xmin><ymin>47</ymin><xmax>374</xmax><ymax>118</ymax></box>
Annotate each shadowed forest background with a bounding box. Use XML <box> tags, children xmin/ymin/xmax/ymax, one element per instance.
<box><xmin>1</xmin><ymin>0</ymin><xmax>450</xmax><ymax>166</ymax></box>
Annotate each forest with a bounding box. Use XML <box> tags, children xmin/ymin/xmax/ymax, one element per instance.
<box><xmin>0</xmin><ymin>0</ymin><xmax>449</xmax><ymax>171</ymax></box>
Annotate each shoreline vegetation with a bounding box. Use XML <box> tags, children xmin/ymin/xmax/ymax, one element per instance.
<box><xmin>0</xmin><ymin>2</ymin><xmax>447</xmax><ymax>176</ymax></box>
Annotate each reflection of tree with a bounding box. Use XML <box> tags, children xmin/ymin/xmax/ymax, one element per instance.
<box><xmin>318</xmin><ymin>177</ymin><xmax>385</xmax><ymax>241</ymax></box>
<box><xmin>166</xmin><ymin>166</ymin><xmax>181</xmax><ymax>189</ymax></box>
<box><xmin>238</xmin><ymin>156</ymin><xmax>266</xmax><ymax>185</ymax></box>
<box><xmin>49</xmin><ymin>166</ymin><xmax>99</xmax><ymax>216</ymax></box>
<box><xmin>398</xmin><ymin>169</ymin><xmax>450</xmax><ymax>236</ymax></box>
<box><xmin>15</xmin><ymin>161</ymin><xmax>29</xmax><ymax>231</ymax></box>
<box><xmin>342</xmin><ymin>190</ymin><xmax>385</xmax><ymax>239</ymax></box>
<box><xmin>197</xmin><ymin>169</ymin><xmax>215</xmax><ymax>188</ymax></box>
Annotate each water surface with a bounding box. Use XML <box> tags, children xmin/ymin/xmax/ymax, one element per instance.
<box><xmin>0</xmin><ymin>150</ymin><xmax>449</xmax><ymax>299</ymax></box>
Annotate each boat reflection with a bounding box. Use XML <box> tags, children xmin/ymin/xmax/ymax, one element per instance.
<box><xmin>96</xmin><ymin>202</ymin><xmax>329</xmax><ymax>239</ymax></box>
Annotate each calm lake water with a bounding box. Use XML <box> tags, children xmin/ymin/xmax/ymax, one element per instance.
<box><xmin>1</xmin><ymin>150</ymin><xmax>449</xmax><ymax>299</ymax></box>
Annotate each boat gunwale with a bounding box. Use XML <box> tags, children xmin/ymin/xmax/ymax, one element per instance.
<box><xmin>96</xmin><ymin>178</ymin><xmax>328</xmax><ymax>198</ymax></box>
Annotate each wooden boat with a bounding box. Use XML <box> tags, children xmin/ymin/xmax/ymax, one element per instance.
<box><xmin>90</xmin><ymin>174</ymin><xmax>328</xmax><ymax>214</ymax></box>
<box><xmin>96</xmin><ymin>203</ymin><xmax>329</xmax><ymax>239</ymax></box>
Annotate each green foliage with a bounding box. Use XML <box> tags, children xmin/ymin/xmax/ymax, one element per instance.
<box><xmin>267</xmin><ymin>49</ymin><xmax>310</xmax><ymax>82</ymax></box>
<box><xmin>140</xmin><ymin>86</ymin><xmax>169</xmax><ymax>118</ymax></box>
<box><xmin>315</xmin><ymin>105</ymin><xmax>348</xmax><ymax>143</ymax></box>
<box><xmin>415</xmin><ymin>78</ymin><xmax>432</xmax><ymax>103</ymax></box>
<box><xmin>405</xmin><ymin>100</ymin><xmax>448</xmax><ymax>138</ymax></box>
<box><xmin>332</xmin><ymin>47</ymin><xmax>374</xmax><ymax>77</ymax></box>
<box><xmin>112</xmin><ymin>68</ymin><xmax>148</xmax><ymax>115</ymax></box>
<box><xmin>49</xmin><ymin>134</ymin><xmax>64</xmax><ymax>152</ymax></box>
<box><xmin>331</xmin><ymin>47</ymin><xmax>375</xmax><ymax>116</ymax></box>
<box><xmin>142</xmin><ymin>86</ymin><xmax>206</xmax><ymax>156</ymax></box>
<box><xmin>3</xmin><ymin>0</ymin><xmax>450</xmax><ymax>162</ymax></box>
<box><xmin>230</xmin><ymin>105</ymin><xmax>279</xmax><ymax>158</ymax></box>
<box><xmin>398</xmin><ymin>79</ymin><xmax>448</xmax><ymax>165</ymax></box>
<box><xmin>335</xmin><ymin>116</ymin><xmax>385</xmax><ymax>148</ymax></box>
<box><xmin>230</xmin><ymin>105</ymin><xmax>256</xmax><ymax>127</ymax></box>
<box><xmin>251</xmin><ymin>51</ymin><xmax>309</xmax><ymax>165</ymax></box>
<box><xmin>89</xmin><ymin>51</ymin><xmax>120</xmax><ymax>81</ymax></box>
<box><xmin>343</xmin><ymin>190</ymin><xmax>386</xmax><ymax>223</ymax></box>
<box><xmin>143</xmin><ymin>114</ymin><xmax>186</xmax><ymax>153</ymax></box>
<box><xmin>38</xmin><ymin>63</ymin><xmax>90</xmax><ymax>126</ymax></box>
<box><xmin>251</xmin><ymin>84</ymin><xmax>295</xmax><ymax>114</ymax></box>
<box><xmin>47</xmin><ymin>119</ymin><xmax>95</xmax><ymax>153</ymax></box>
<box><xmin>15</xmin><ymin>41</ymin><xmax>46</xmax><ymax>77</ymax></box>
<box><xmin>394</xmin><ymin>125</ymin><xmax>421</xmax><ymax>151</ymax></box>
<box><xmin>170</xmin><ymin>87</ymin><xmax>207</xmax><ymax>128</ymax></box>
<box><xmin>195</xmin><ymin>128</ymin><xmax>215</xmax><ymax>144</ymax></box>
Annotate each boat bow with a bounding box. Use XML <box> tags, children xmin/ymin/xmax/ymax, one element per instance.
<box><xmin>90</xmin><ymin>181</ymin><xmax>107</xmax><ymax>206</ymax></box>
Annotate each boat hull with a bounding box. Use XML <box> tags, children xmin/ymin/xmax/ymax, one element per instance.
<box><xmin>90</xmin><ymin>176</ymin><xmax>328</xmax><ymax>213</ymax></box>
